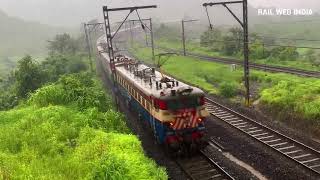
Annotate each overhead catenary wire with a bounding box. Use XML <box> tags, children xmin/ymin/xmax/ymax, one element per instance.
<box><xmin>252</xmin><ymin>18</ymin><xmax>320</xmax><ymax>25</ymax></box>
<box><xmin>181</xmin><ymin>37</ymin><xmax>320</xmax><ymax>50</ymax></box>
<box><xmin>252</xmin><ymin>34</ymin><xmax>320</xmax><ymax>42</ymax></box>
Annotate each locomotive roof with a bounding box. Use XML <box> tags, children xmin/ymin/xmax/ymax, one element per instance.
<box><xmin>116</xmin><ymin>62</ymin><xmax>205</xmax><ymax>99</ymax></box>
<box><xmin>97</xmin><ymin>36</ymin><xmax>205</xmax><ymax>100</ymax></box>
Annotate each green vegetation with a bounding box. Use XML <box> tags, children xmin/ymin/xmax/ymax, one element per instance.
<box><xmin>0</xmin><ymin>32</ymin><xmax>168</xmax><ymax>179</ymax></box>
<box><xmin>0</xmin><ymin>73</ymin><xmax>167</xmax><ymax>179</ymax></box>
<box><xmin>0</xmin><ymin>54</ymin><xmax>88</xmax><ymax>111</ymax></box>
<box><xmin>154</xmin><ymin>25</ymin><xmax>320</xmax><ymax>71</ymax></box>
<box><xmin>260</xmin><ymin>81</ymin><xmax>320</xmax><ymax>121</ymax></box>
<box><xmin>0</xmin><ymin>10</ymin><xmax>78</xmax><ymax>80</ymax></box>
<box><xmin>131</xmin><ymin>45</ymin><xmax>320</xmax><ymax>136</ymax></box>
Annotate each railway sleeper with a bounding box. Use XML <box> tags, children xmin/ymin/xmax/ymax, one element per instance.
<box><xmin>188</xmin><ymin>165</ymin><xmax>215</xmax><ymax>173</ymax></box>
<box><xmin>184</xmin><ymin>160</ymin><xmax>210</xmax><ymax>168</ymax></box>
<box><xmin>192</xmin><ymin>169</ymin><xmax>220</xmax><ymax>179</ymax></box>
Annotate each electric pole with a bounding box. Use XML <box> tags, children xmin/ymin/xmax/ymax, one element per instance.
<box><xmin>181</xmin><ymin>19</ymin><xmax>199</xmax><ymax>56</ymax></box>
<box><xmin>126</xmin><ymin>18</ymin><xmax>155</xmax><ymax>61</ymax></box>
<box><xmin>182</xmin><ymin>20</ymin><xmax>186</xmax><ymax>56</ymax></box>
<box><xmin>243</xmin><ymin>0</ymin><xmax>250</xmax><ymax>106</ymax></box>
<box><xmin>203</xmin><ymin>0</ymin><xmax>250</xmax><ymax>106</ymax></box>
<box><xmin>83</xmin><ymin>23</ymin><xmax>93</xmax><ymax>72</ymax></box>
<box><xmin>83</xmin><ymin>22</ymin><xmax>105</xmax><ymax>73</ymax></box>
<box><xmin>150</xmin><ymin>18</ymin><xmax>155</xmax><ymax>61</ymax></box>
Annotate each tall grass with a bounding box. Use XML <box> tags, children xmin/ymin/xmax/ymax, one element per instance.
<box><xmin>0</xmin><ymin>73</ymin><xmax>168</xmax><ymax>180</ymax></box>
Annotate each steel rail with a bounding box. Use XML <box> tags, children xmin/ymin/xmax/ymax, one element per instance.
<box><xmin>205</xmin><ymin>97</ymin><xmax>320</xmax><ymax>176</ymax></box>
<box><xmin>157</xmin><ymin>47</ymin><xmax>320</xmax><ymax>78</ymax></box>
<box><xmin>176</xmin><ymin>150</ymin><xmax>235</xmax><ymax>180</ymax></box>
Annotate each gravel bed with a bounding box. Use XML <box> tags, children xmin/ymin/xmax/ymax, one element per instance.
<box><xmin>207</xmin><ymin>94</ymin><xmax>320</xmax><ymax>151</ymax></box>
<box><xmin>205</xmin><ymin>114</ymin><xmax>319</xmax><ymax>179</ymax></box>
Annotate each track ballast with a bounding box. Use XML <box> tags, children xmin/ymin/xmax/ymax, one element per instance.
<box><xmin>176</xmin><ymin>150</ymin><xmax>235</xmax><ymax>180</ymax></box>
<box><xmin>205</xmin><ymin>97</ymin><xmax>320</xmax><ymax>176</ymax></box>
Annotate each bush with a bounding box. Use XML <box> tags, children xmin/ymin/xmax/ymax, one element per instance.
<box><xmin>260</xmin><ymin>80</ymin><xmax>320</xmax><ymax>121</ymax></box>
<box><xmin>0</xmin><ymin>73</ymin><xmax>168</xmax><ymax>179</ymax></box>
<box><xmin>42</xmin><ymin>54</ymin><xmax>88</xmax><ymax>83</ymax></box>
<box><xmin>0</xmin><ymin>106</ymin><xmax>166</xmax><ymax>179</ymax></box>
<box><xmin>219</xmin><ymin>82</ymin><xmax>237</xmax><ymax>98</ymax></box>
<box><xmin>14</xmin><ymin>55</ymin><xmax>46</xmax><ymax>98</ymax></box>
<box><xmin>0</xmin><ymin>90</ymin><xmax>19</xmax><ymax>111</ymax></box>
<box><xmin>29</xmin><ymin>73</ymin><xmax>113</xmax><ymax>112</ymax></box>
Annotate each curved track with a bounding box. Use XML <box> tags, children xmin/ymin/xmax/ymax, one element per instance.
<box><xmin>158</xmin><ymin>47</ymin><xmax>320</xmax><ymax>78</ymax></box>
<box><xmin>176</xmin><ymin>150</ymin><xmax>234</xmax><ymax>180</ymax></box>
<box><xmin>205</xmin><ymin>97</ymin><xmax>320</xmax><ymax>176</ymax></box>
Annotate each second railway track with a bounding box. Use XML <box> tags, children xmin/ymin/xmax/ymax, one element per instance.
<box><xmin>158</xmin><ymin>47</ymin><xmax>320</xmax><ymax>78</ymax></box>
<box><xmin>205</xmin><ymin>97</ymin><xmax>320</xmax><ymax>176</ymax></box>
<box><xmin>177</xmin><ymin>150</ymin><xmax>234</xmax><ymax>180</ymax></box>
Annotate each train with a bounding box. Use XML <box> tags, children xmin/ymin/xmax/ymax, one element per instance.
<box><xmin>96</xmin><ymin>36</ymin><xmax>209</xmax><ymax>155</ymax></box>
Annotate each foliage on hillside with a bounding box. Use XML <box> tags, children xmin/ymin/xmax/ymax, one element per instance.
<box><xmin>0</xmin><ymin>10</ymin><xmax>75</xmax><ymax>57</ymax></box>
<box><xmin>0</xmin><ymin>73</ymin><xmax>167</xmax><ymax>179</ymax></box>
<box><xmin>154</xmin><ymin>25</ymin><xmax>320</xmax><ymax>71</ymax></box>
<box><xmin>0</xmin><ymin>53</ymin><xmax>89</xmax><ymax>111</ymax></box>
<box><xmin>0</xmin><ymin>28</ymin><xmax>168</xmax><ymax>178</ymax></box>
<box><xmin>260</xmin><ymin>80</ymin><xmax>320</xmax><ymax>121</ymax></box>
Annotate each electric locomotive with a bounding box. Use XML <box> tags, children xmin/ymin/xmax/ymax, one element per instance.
<box><xmin>97</xmin><ymin>37</ymin><xmax>209</xmax><ymax>154</ymax></box>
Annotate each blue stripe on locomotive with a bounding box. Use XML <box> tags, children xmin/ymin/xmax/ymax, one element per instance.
<box><xmin>116</xmin><ymin>83</ymin><xmax>169</xmax><ymax>143</ymax></box>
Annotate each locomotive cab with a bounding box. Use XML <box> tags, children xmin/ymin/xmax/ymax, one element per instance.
<box><xmin>152</xmin><ymin>86</ymin><xmax>209</xmax><ymax>153</ymax></box>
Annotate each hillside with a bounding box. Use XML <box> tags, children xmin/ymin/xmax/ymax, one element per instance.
<box><xmin>0</xmin><ymin>10</ymin><xmax>74</xmax><ymax>56</ymax></box>
<box><xmin>0</xmin><ymin>10</ymin><xmax>76</xmax><ymax>78</ymax></box>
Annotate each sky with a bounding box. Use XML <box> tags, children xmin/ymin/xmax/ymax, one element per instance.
<box><xmin>0</xmin><ymin>0</ymin><xmax>319</xmax><ymax>27</ymax></box>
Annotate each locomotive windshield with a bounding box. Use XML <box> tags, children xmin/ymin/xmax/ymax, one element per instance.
<box><xmin>166</xmin><ymin>96</ymin><xmax>204</xmax><ymax>110</ymax></box>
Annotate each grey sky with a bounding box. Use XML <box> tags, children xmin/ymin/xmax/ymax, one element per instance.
<box><xmin>0</xmin><ymin>0</ymin><xmax>319</xmax><ymax>27</ymax></box>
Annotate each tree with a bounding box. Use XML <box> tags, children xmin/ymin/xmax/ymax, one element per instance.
<box><xmin>154</xmin><ymin>24</ymin><xmax>180</xmax><ymax>41</ymax></box>
<box><xmin>304</xmin><ymin>49</ymin><xmax>318</xmax><ymax>66</ymax></box>
<box><xmin>41</xmin><ymin>54</ymin><xmax>88</xmax><ymax>83</ymax></box>
<box><xmin>229</xmin><ymin>27</ymin><xmax>243</xmax><ymax>53</ymax></box>
<box><xmin>221</xmin><ymin>36</ymin><xmax>238</xmax><ymax>56</ymax></box>
<box><xmin>270</xmin><ymin>46</ymin><xmax>299</xmax><ymax>61</ymax></box>
<box><xmin>200</xmin><ymin>28</ymin><xmax>222</xmax><ymax>51</ymax></box>
<box><xmin>249</xmin><ymin>40</ymin><xmax>268</xmax><ymax>59</ymax></box>
<box><xmin>48</xmin><ymin>33</ymin><xmax>79</xmax><ymax>55</ymax></box>
<box><xmin>220</xmin><ymin>27</ymin><xmax>243</xmax><ymax>56</ymax></box>
<box><xmin>14</xmin><ymin>56</ymin><xmax>46</xmax><ymax>98</ymax></box>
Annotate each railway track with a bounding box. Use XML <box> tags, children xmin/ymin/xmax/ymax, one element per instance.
<box><xmin>205</xmin><ymin>97</ymin><xmax>320</xmax><ymax>176</ymax></box>
<box><xmin>176</xmin><ymin>150</ymin><xmax>234</xmax><ymax>180</ymax></box>
<box><xmin>158</xmin><ymin>47</ymin><xmax>320</xmax><ymax>78</ymax></box>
